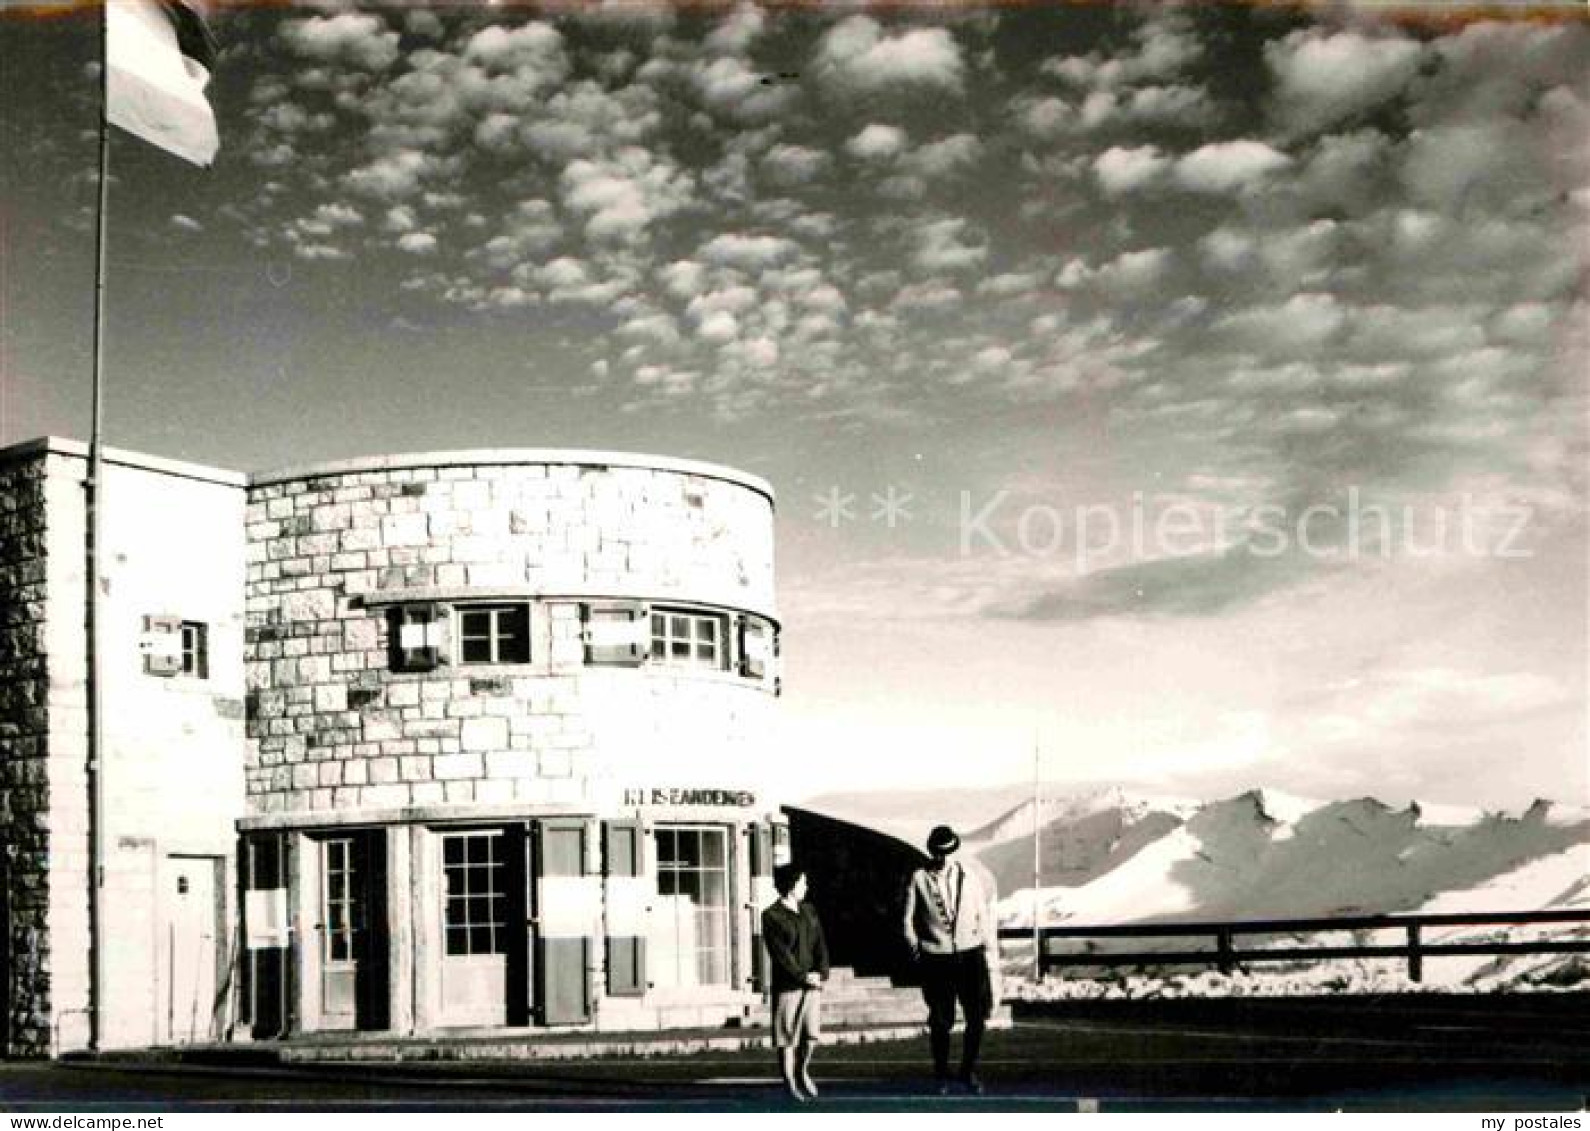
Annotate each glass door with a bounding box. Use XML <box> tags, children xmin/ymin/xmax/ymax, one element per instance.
<box><xmin>651</xmin><ymin>826</ymin><xmax>731</xmax><ymax>989</ymax></box>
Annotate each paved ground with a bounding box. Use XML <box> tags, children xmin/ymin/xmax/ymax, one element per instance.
<box><xmin>2</xmin><ymin>996</ymin><xmax>1587</xmax><ymax>1112</ymax></box>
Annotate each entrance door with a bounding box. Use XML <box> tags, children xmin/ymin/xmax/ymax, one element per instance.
<box><xmin>317</xmin><ymin>832</ymin><xmax>388</xmax><ymax>1032</ymax></box>
<box><xmin>437</xmin><ymin>828</ymin><xmax>516</xmax><ymax>1027</ymax></box>
<box><xmin>161</xmin><ymin>855</ymin><xmax>222</xmax><ymax>1045</ymax></box>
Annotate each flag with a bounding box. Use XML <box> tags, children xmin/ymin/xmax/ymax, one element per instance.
<box><xmin>106</xmin><ymin>0</ymin><xmax>219</xmax><ymax>167</ymax></box>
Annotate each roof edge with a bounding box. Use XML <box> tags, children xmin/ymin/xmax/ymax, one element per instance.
<box><xmin>0</xmin><ymin>436</ymin><xmax>248</xmax><ymax>488</ymax></box>
<box><xmin>251</xmin><ymin>448</ymin><xmax>775</xmax><ymax>506</ymax></box>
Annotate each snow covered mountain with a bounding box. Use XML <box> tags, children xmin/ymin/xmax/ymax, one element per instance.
<box><xmin>985</xmin><ymin>788</ymin><xmax>1590</xmax><ymax>929</ymax></box>
<box><xmin>798</xmin><ymin>784</ymin><xmax>1590</xmax><ymax>992</ymax></box>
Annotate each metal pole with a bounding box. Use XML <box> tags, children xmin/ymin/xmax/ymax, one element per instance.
<box><xmin>1031</xmin><ymin>732</ymin><xmax>1041</xmax><ymax>980</ymax></box>
<box><xmin>86</xmin><ymin>0</ymin><xmax>113</xmax><ymax>1053</ymax></box>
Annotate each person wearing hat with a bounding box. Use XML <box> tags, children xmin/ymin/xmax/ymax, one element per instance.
<box><xmin>903</xmin><ymin>824</ymin><xmax>999</xmax><ymax>1094</ymax></box>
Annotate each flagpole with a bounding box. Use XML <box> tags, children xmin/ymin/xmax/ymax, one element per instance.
<box><xmin>86</xmin><ymin>0</ymin><xmax>113</xmax><ymax>1054</ymax></box>
<box><xmin>1031</xmin><ymin>730</ymin><xmax>1041</xmax><ymax>981</ymax></box>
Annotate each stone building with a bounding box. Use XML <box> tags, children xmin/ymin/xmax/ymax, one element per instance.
<box><xmin>1</xmin><ymin>438</ymin><xmax>783</xmax><ymax>1055</ymax></box>
<box><xmin>0</xmin><ymin>438</ymin><xmax>246</xmax><ymax>1056</ymax></box>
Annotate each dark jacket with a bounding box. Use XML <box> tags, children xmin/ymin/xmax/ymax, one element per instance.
<box><xmin>761</xmin><ymin>900</ymin><xmax>830</xmax><ymax>994</ymax></box>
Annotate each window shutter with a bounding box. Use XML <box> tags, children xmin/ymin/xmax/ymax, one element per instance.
<box><xmin>582</xmin><ymin>603</ymin><xmax>649</xmax><ymax>666</ymax></box>
<box><xmin>772</xmin><ymin>628</ymin><xmax>783</xmax><ymax>697</ymax></box>
<box><xmin>602</xmin><ymin>820</ymin><xmax>647</xmax><ymax>997</ymax></box>
<box><xmin>141</xmin><ymin>614</ymin><xmax>182</xmax><ymax>676</ymax></box>
<box><xmin>736</xmin><ymin>616</ymin><xmax>770</xmax><ymax>680</ymax></box>
<box><xmin>535</xmin><ymin>818</ymin><xmax>594</xmax><ymax>1024</ymax></box>
<box><xmin>748</xmin><ymin>823</ymin><xmax>774</xmax><ymax>993</ymax></box>
<box><xmin>390</xmin><ymin>604</ymin><xmax>448</xmax><ymax>672</ymax></box>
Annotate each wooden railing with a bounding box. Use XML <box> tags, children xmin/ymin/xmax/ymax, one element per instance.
<box><xmin>999</xmin><ymin>909</ymin><xmax>1590</xmax><ymax>983</ymax></box>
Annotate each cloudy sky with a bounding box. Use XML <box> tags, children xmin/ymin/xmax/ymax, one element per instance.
<box><xmin>2</xmin><ymin>0</ymin><xmax>1586</xmax><ymax>807</ymax></box>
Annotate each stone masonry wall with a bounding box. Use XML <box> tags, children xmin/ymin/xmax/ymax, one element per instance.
<box><xmin>0</xmin><ymin>453</ymin><xmax>52</xmax><ymax>1056</ymax></box>
<box><xmin>244</xmin><ymin>459</ymin><xmax>777</xmax><ymax>817</ymax></box>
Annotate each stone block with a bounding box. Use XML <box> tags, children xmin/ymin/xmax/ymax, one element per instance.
<box><xmin>433</xmin><ymin>752</ymin><xmax>484</xmax><ymax>780</ymax></box>
<box><xmin>314</xmin><ymin>684</ymin><xmax>347</xmax><ymax>713</ymax></box>
<box><xmin>460</xmin><ymin>716</ymin><xmax>508</xmax><ymax>752</ymax></box>
<box><xmin>368</xmin><ymin>757</ymin><xmax>399</xmax><ymax>784</ymax></box>
<box><xmin>540</xmin><ymin>749</ymin><xmax>573</xmax><ymax>777</ymax></box>
<box><xmin>399</xmin><ymin>756</ymin><xmax>432</xmax><ymax>782</ymax></box>
<box><xmin>466</xmin><ymin>562</ymin><xmax>517</xmax><ymax>587</ymax></box>
<box><xmin>484</xmin><ymin>751</ymin><xmax>535</xmax><ymax>778</ymax></box>
<box><xmin>361</xmin><ymin>784</ymin><xmax>409</xmax><ymax>809</ymax></box>
<box><xmin>474</xmin><ymin>778</ymin><xmax>515</xmax><ymax>805</ymax></box>
<box><xmin>381</xmin><ymin>513</ymin><xmax>428</xmax><ymax>547</ymax></box>
<box><xmin>363</xmin><ymin>711</ymin><xmax>402</xmax><ymax>742</ymax></box>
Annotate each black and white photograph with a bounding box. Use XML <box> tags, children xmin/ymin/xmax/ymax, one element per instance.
<box><xmin>0</xmin><ymin>0</ymin><xmax>1587</xmax><ymax>1114</ymax></box>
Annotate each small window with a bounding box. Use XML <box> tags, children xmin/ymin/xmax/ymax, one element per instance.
<box><xmin>650</xmin><ymin>608</ymin><xmax>726</xmax><ymax>670</ymax></box>
<box><xmin>457</xmin><ymin>604</ymin><xmax>530</xmax><ymax>665</ymax></box>
<box><xmin>180</xmin><ymin>621</ymin><xmax>208</xmax><ymax>679</ymax></box>
<box><xmin>442</xmin><ymin>831</ymin><xmax>507</xmax><ymax>957</ymax></box>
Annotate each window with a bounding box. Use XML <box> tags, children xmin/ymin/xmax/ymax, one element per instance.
<box><xmin>322</xmin><ymin>838</ymin><xmax>358</xmax><ymax>964</ymax></box>
<box><xmin>442</xmin><ymin>831</ymin><xmax>507</xmax><ymax>957</ymax></box>
<box><xmin>180</xmin><ymin>621</ymin><xmax>208</xmax><ymax>679</ymax></box>
<box><xmin>650</xmin><ymin>609</ymin><xmax>726</xmax><ymax>670</ymax></box>
<box><xmin>457</xmin><ymin>604</ymin><xmax>530</xmax><ymax>665</ymax></box>
<box><xmin>652</xmin><ymin>826</ymin><xmax>731</xmax><ymax>988</ymax></box>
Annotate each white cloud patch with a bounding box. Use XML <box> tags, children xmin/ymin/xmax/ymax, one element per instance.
<box><xmin>464</xmin><ymin>22</ymin><xmax>566</xmax><ymax>75</ymax></box>
<box><xmin>698</xmin><ymin>232</ymin><xmax>800</xmax><ymax>271</ymax></box>
<box><xmin>706</xmin><ymin>3</ymin><xmax>766</xmax><ymax>55</ymax></box>
<box><xmin>560</xmin><ymin>148</ymin><xmax>695</xmax><ymax>244</ymax></box>
<box><xmin>846</xmin><ymin>123</ymin><xmax>908</xmax><ymax>162</ymax></box>
<box><xmin>815</xmin><ymin>16</ymin><xmax>965</xmax><ymax>96</ymax></box>
<box><xmin>344</xmin><ymin>149</ymin><xmax>441</xmax><ymax>200</ymax></box>
<box><xmin>1216</xmin><ymin>292</ymin><xmax>1348</xmax><ymax>352</ymax></box>
<box><xmin>761</xmin><ymin>144</ymin><xmax>830</xmax><ymax>186</ymax></box>
<box><xmin>1014</xmin><ymin>95</ymin><xmax>1072</xmax><ymax>139</ymax></box>
<box><xmin>1094</xmin><ymin>145</ymin><xmax>1168</xmax><ymax>196</ymax></box>
<box><xmin>1096</xmin><ymin>247</ymin><xmax>1172</xmax><ymax>292</ymax></box>
<box><xmin>902</xmin><ymin>133</ymin><xmax>981</xmax><ymax>179</ymax></box>
<box><xmin>170</xmin><ymin>214</ymin><xmax>202</xmax><ymax>233</ymax></box>
<box><xmin>1267</xmin><ymin>30</ymin><xmax>1423</xmax><ymax>132</ymax></box>
<box><xmin>396</xmin><ymin>232</ymin><xmax>437</xmax><ymax>255</ymax></box>
<box><xmin>913</xmin><ymin>218</ymin><xmax>986</xmax><ymax>273</ymax></box>
<box><xmin>281</xmin><ymin>12</ymin><xmax>401</xmax><ymax>72</ymax></box>
<box><xmin>1174</xmin><ymin>140</ymin><xmax>1291</xmax><ymax>194</ymax></box>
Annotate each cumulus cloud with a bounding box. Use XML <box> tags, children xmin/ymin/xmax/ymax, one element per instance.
<box><xmin>902</xmin><ymin>134</ymin><xmax>981</xmax><ymax>179</ymax></box>
<box><xmin>1174</xmin><ymin>140</ymin><xmax>1291</xmax><ymax>194</ymax></box>
<box><xmin>696</xmin><ymin>309</ymin><xmax>741</xmax><ymax>343</ymax></box>
<box><xmin>396</xmin><ymin>232</ymin><xmax>437</xmax><ymax>254</ymax></box>
<box><xmin>913</xmin><ymin>218</ymin><xmax>986</xmax><ymax>273</ymax></box>
<box><xmin>761</xmin><ymin>144</ymin><xmax>829</xmax><ymax>186</ymax></box>
<box><xmin>846</xmin><ymin>123</ymin><xmax>908</xmax><ymax>161</ymax></box>
<box><xmin>281</xmin><ymin>12</ymin><xmax>401</xmax><ymax>72</ymax></box>
<box><xmin>1215</xmin><ymin>292</ymin><xmax>1348</xmax><ymax>352</ymax></box>
<box><xmin>1299</xmin><ymin>129</ymin><xmax>1391</xmax><ymax>213</ymax></box>
<box><xmin>1096</xmin><ymin>247</ymin><xmax>1172</xmax><ymax>291</ymax></box>
<box><xmin>815</xmin><ymin>16</ymin><xmax>965</xmax><ymax>96</ymax></box>
<box><xmin>344</xmin><ymin>149</ymin><xmax>441</xmax><ymax>199</ymax></box>
<box><xmin>560</xmin><ymin>148</ymin><xmax>695</xmax><ymax>244</ymax></box>
<box><xmin>1014</xmin><ymin>95</ymin><xmax>1072</xmax><ymax>139</ymax></box>
<box><xmin>699</xmin><ymin>232</ymin><xmax>801</xmax><ymax>271</ymax></box>
<box><xmin>1094</xmin><ymin>145</ymin><xmax>1168</xmax><ymax>195</ymax></box>
<box><xmin>1267</xmin><ymin>30</ymin><xmax>1423</xmax><ymax>132</ymax></box>
<box><xmin>1400</xmin><ymin>123</ymin><xmax>1540</xmax><ymax>215</ymax></box>
<box><xmin>464</xmin><ymin>22</ymin><xmax>566</xmax><ymax>75</ymax></box>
